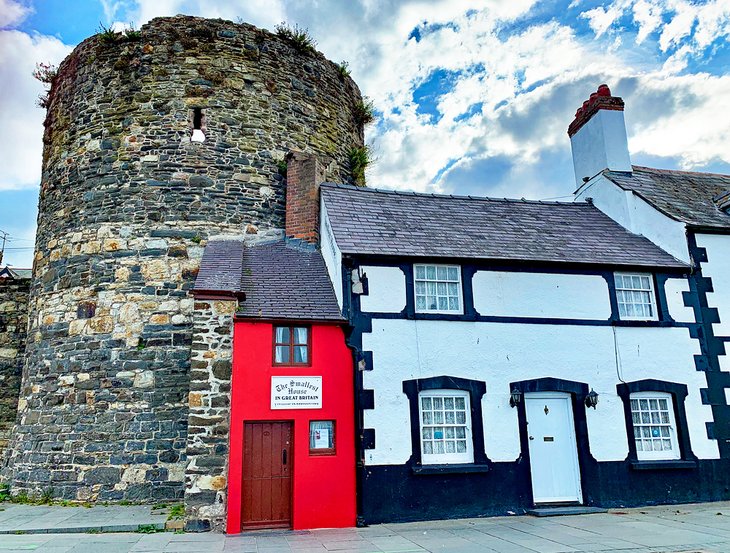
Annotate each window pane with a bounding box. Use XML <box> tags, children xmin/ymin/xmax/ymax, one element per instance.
<box><xmin>447</xmin><ymin>267</ymin><xmax>458</xmax><ymax>280</ymax></box>
<box><xmin>438</xmin><ymin>297</ymin><xmax>448</xmax><ymax>310</ymax></box>
<box><xmin>294</xmin><ymin>345</ymin><xmax>308</xmax><ymax>364</ymax></box>
<box><xmin>421</xmin><ymin>397</ymin><xmax>431</xmax><ymax>410</ymax></box>
<box><xmin>426</xmin><ymin>266</ymin><xmax>436</xmax><ymax>279</ymax></box>
<box><xmin>456</xmin><ymin>412</ymin><xmax>466</xmax><ymax>424</ymax></box>
<box><xmin>275</xmin><ymin>326</ymin><xmax>290</xmax><ymax>343</ymax></box>
<box><xmin>416</xmin><ymin>281</ymin><xmax>426</xmax><ymax>294</ymax></box>
<box><xmin>455</xmin><ymin>397</ymin><xmax>465</xmax><ymax>409</ymax></box>
<box><xmin>456</xmin><ymin>440</ymin><xmax>466</xmax><ymax>453</ymax></box>
<box><xmin>423</xmin><ymin>442</ymin><xmax>433</xmax><ymax>454</ymax></box>
<box><xmin>293</xmin><ymin>327</ymin><xmax>308</xmax><ymax>344</ymax></box>
<box><xmin>275</xmin><ymin>345</ymin><xmax>289</xmax><ymax>364</ymax></box>
<box><xmin>433</xmin><ymin>397</ymin><xmax>442</xmax><ymax>409</ymax></box>
<box><xmin>444</xmin><ymin>397</ymin><xmax>454</xmax><ymax>409</ymax></box>
<box><xmin>437</xmin><ymin>282</ymin><xmax>447</xmax><ymax>295</ymax></box>
<box><xmin>416</xmin><ymin>296</ymin><xmax>426</xmax><ymax>310</ymax></box>
<box><xmin>416</xmin><ymin>265</ymin><xmax>425</xmax><ymax>279</ymax></box>
<box><xmin>437</xmin><ymin>266</ymin><xmax>447</xmax><ymax>280</ymax></box>
<box><xmin>445</xmin><ymin>441</ymin><xmax>455</xmax><ymax>453</ymax></box>
<box><xmin>309</xmin><ymin>421</ymin><xmax>334</xmax><ymax>450</ymax></box>
<box><xmin>423</xmin><ymin>412</ymin><xmax>432</xmax><ymax>424</ymax></box>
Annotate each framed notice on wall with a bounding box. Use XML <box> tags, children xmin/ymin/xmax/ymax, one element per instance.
<box><xmin>271</xmin><ymin>376</ymin><xmax>322</xmax><ymax>409</ymax></box>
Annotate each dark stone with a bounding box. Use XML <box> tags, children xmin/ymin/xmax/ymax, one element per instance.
<box><xmin>212</xmin><ymin>360</ymin><xmax>231</xmax><ymax>380</ymax></box>
<box><xmin>84</xmin><ymin>467</ymin><xmax>121</xmax><ymax>485</ymax></box>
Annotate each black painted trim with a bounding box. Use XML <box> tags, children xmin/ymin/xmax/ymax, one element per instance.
<box><xmin>616</xmin><ymin>379</ymin><xmax>697</xmax><ymax>463</ymax></box>
<box><xmin>412</xmin><ymin>464</ymin><xmax>490</xmax><ymax>475</ymax></box>
<box><xmin>630</xmin><ymin>460</ymin><xmax>697</xmax><ymax>470</ymax></box>
<box><xmin>686</xmin><ymin>232</ymin><xmax>730</xmax><ymax>456</ymax></box>
<box><xmin>402</xmin><ymin>376</ymin><xmax>488</xmax><ymax>466</ymax></box>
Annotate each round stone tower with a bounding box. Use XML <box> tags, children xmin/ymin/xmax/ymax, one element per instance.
<box><xmin>4</xmin><ymin>15</ymin><xmax>364</xmax><ymax>501</ymax></box>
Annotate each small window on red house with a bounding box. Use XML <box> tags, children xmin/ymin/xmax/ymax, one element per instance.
<box><xmin>310</xmin><ymin>420</ymin><xmax>335</xmax><ymax>455</ymax></box>
<box><xmin>273</xmin><ymin>326</ymin><xmax>310</xmax><ymax>365</ymax></box>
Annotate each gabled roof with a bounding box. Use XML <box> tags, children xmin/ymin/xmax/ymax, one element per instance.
<box><xmin>0</xmin><ymin>267</ymin><xmax>32</xmax><ymax>279</ymax></box>
<box><xmin>603</xmin><ymin>166</ymin><xmax>730</xmax><ymax>230</ymax></box>
<box><xmin>193</xmin><ymin>239</ymin><xmax>344</xmax><ymax>321</ymax></box>
<box><xmin>321</xmin><ymin>183</ymin><xmax>686</xmax><ymax>269</ymax></box>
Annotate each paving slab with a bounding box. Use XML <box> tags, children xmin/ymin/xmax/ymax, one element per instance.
<box><xmin>0</xmin><ymin>504</ymin><xmax>168</xmax><ymax>534</ymax></box>
<box><xmin>2</xmin><ymin>502</ymin><xmax>730</xmax><ymax>551</ymax></box>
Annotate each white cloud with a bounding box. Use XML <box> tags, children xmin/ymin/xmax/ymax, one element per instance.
<box><xmin>0</xmin><ymin>30</ymin><xmax>72</xmax><ymax>190</ymax></box>
<box><xmin>0</xmin><ymin>0</ymin><xmax>32</xmax><ymax>28</ymax></box>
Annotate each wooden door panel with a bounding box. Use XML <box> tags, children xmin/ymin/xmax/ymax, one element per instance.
<box><xmin>242</xmin><ymin>421</ymin><xmax>292</xmax><ymax>530</ymax></box>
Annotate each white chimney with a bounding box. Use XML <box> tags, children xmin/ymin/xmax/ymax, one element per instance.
<box><xmin>568</xmin><ymin>84</ymin><xmax>632</xmax><ymax>189</ymax></box>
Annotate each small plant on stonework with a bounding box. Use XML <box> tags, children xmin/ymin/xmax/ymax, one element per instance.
<box><xmin>86</xmin><ymin>528</ymin><xmax>101</xmax><ymax>534</ymax></box>
<box><xmin>123</xmin><ymin>25</ymin><xmax>142</xmax><ymax>41</ymax></box>
<box><xmin>168</xmin><ymin>504</ymin><xmax>185</xmax><ymax>520</ymax></box>
<box><xmin>0</xmin><ymin>484</ymin><xmax>10</xmax><ymax>502</ymax></box>
<box><xmin>137</xmin><ymin>524</ymin><xmax>163</xmax><ymax>533</ymax></box>
<box><xmin>39</xmin><ymin>487</ymin><xmax>54</xmax><ymax>505</ymax></box>
<box><xmin>276</xmin><ymin>159</ymin><xmax>288</xmax><ymax>177</ymax></box>
<box><xmin>10</xmin><ymin>491</ymin><xmax>30</xmax><ymax>504</ymax></box>
<box><xmin>32</xmin><ymin>62</ymin><xmax>58</xmax><ymax>109</ymax></box>
<box><xmin>191</xmin><ymin>235</ymin><xmax>202</xmax><ymax>244</ymax></box>
<box><xmin>354</xmin><ymin>98</ymin><xmax>375</xmax><ymax>126</ymax></box>
<box><xmin>97</xmin><ymin>22</ymin><xmax>121</xmax><ymax>43</ymax></box>
<box><xmin>348</xmin><ymin>146</ymin><xmax>371</xmax><ymax>186</ymax></box>
<box><xmin>152</xmin><ymin>502</ymin><xmax>168</xmax><ymax>510</ymax></box>
<box><xmin>136</xmin><ymin>338</ymin><xmax>146</xmax><ymax>351</ymax></box>
<box><xmin>274</xmin><ymin>22</ymin><xmax>317</xmax><ymax>55</ymax></box>
<box><xmin>337</xmin><ymin>60</ymin><xmax>351</xmax><ymax>79</ymax></box>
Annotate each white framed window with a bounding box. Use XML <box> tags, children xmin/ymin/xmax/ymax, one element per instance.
<box><xmin>419</xmin><ymin>390</ymin><xmax>473</xmax><ymax>464</ymax></box>
<box><xmin>615</xmin><ymin>273</ymin><xmax>657</xmax><ymax>320</ymax></box>
<box><xmin>630</xmin><ymin>392</ymin><xmax>680</xmax><ymax>461</ymax></box>
<box><xmin>414</xmin><ymin>264</ymin><xmax>463</xmax><ymax>314</ymax></box>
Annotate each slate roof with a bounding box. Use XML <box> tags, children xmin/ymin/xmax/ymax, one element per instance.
<box><xmin>192</xmin><ymin>240</ymin><xmax>246</xmax><ymax>296</ymax></box>
<box><xmin>0</xmin><ymin>267</ymin><xmax>32</xmax><ymax>279</ymax></box>
<box><xmin>604</xmin><ymin>166</ymin><xmax>730</xmax><ymax>229</ymax></box>
<box><xmin>320</xmin><ymin>183</ymin><xmax>686</xmax><ymax>269</ymax></box>
<box><xmin>194</xmin><ymin>239</ymin><xmax>344</xmax><ymax>321</ymax></box>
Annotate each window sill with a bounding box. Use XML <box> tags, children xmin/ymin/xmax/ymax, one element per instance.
<box><xmin>411</xmin><ymin>464</ymin><xmax>490</xmax><ymax>475</ymax></box>
<box><xmin>630</xmin><ymin>460</ymin><xmax>697</xmax><ymax>471</ymax></box>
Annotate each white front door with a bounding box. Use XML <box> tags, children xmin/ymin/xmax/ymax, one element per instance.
<box><xmin>525</xmin><ymin>392</ymin><xmax>583</xmax><ymax>504</ymax></box>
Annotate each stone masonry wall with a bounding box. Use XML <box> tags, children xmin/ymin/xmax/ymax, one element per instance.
<box><xmin>4</xmin><ymin>15</ymin><xmax>364</xmax><ymax>501</ymax></box>
<box><xmin>0</xmin><ymin>279</ymin><xmax>30</xmax><ymax>454</ymax></box>
<box><xmin>184</xmin><ymin>298</ymin><xmax>236</xmax><ymax>532</ymax></box>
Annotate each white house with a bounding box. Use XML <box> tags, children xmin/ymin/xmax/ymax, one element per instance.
<box><xmin>571</xmin><ymin>85</ymin><xmax>730</xmax><ymax>458</ymax></box>
<box><xmin>318</xmin><ymin>174</ymin><xmax>724</xmax><ymax>523</ymax></box>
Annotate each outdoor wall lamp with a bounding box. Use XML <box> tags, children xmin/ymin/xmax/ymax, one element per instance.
<box><xmin>509</xmin><ymin>387</ymin><xmax>522</xmax><ymax>408</ymax></box>
<box><xmin>585</xmin><ymin>388</ymin><xmax>599</xmax><ymax>409</ymax></box>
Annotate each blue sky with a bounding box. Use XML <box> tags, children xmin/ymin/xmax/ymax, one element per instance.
<box><xmin>1</xmin><ymin>0</ymin><xmax>730</xmax><ymax>267</ymax></box>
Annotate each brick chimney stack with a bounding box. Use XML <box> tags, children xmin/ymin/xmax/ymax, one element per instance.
<box><xmin>285</xmin><ymin>151</ymin><xmax>325</xmax><ymax>244</ymax></box>
<box><xmin>568</xmin><ymin>84</ymin><xmax>632</xmax><ymax>190</ymax></box>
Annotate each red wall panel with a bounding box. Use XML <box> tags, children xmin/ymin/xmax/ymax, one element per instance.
<box><xmin>227</xmin><ymin>321</ymin><xmax>356</xmax><ymax>532</ymax></box>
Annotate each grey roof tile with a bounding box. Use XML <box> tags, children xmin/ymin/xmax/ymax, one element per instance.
<box><xmin>604</xmin><ymin>166</ymin><xmax>730</xmax><ymax>229</ymax></box>
<box><xmin>321</xmin><ymin>183</ymin><xmax>686</xmax><ymax>269</ymax></box>
<box><xmin>194</xmin><ymin>239</ymin><xmax>343</xmax><ymax>321</ymax></box>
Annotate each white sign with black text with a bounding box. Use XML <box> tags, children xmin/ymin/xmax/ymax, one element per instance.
<box><xmin>271</xmin><ymin>376</ymin><xmax>322</xmax><ymax>409</ymax></box>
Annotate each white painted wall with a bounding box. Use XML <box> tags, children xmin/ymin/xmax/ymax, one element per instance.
<box><xmin>473</xmin><ymin>271</ymin><xmax>611</xmax><ymax>320</ymax></box>
<box><xmin>570</xmin><ymin>109</ymin><xmax>632</xmax><ymax>189</ymax></box>
<box><xmin>665</xmin><ymin>277</ymin><xmax>696</xmax><ymax>323</ymax></box>
<box><xmin>696</xmin><ymin>233</ymin><xmax>730</xmax><ymax>371</ymax></box>
<box><xmin>359</xmin><ymin>266</ymin><xmax>406</xmax><ymax>313</ymax></box>
<box><xmin>576</xmin><ymin>174</ymin><xmax>690</xmax><ymax>264</ymax></box>
<box><xmin>319</xmin><ymin>202</ymin><xmax>343</xmax><ymax>308</ymax></box>
<box><xmin>362</xmin><ymin>319</ymin><xmax>717</xmax><ymax>466</ymax></box>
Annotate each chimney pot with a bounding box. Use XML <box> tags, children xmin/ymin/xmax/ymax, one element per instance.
<box><xmin>597</xmin><ymin>84</ymin><xmax>611</xmax><ymax>96</ymax></box>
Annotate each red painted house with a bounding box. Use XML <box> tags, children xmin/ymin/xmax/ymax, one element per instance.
<box><xmin>194</xmin><ymin>237</ymin><xmax>356</xmax><ymax>532</ymax></box>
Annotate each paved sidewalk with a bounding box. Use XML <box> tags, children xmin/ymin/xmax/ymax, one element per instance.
<box><xmin>1</xmin><ymin>502</ymin><xmax>730</xmax><ymax>551</ymax></box>
<box><xmin>0</xmin><ymin>504</ymin><xmax>168</xmax><ymax>534</ymax></box>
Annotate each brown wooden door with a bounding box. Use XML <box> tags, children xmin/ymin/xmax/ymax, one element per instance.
<box><xmin>241</xmin><ymin>421</ymin><xmax>293</xmax><ymax>530</ymax></box>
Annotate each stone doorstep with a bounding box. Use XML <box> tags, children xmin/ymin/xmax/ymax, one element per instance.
<box><xmin>0</xmin><ymin>521</ymin><xmax>166</xmax><ymax>534</ymax></box>
<box><xmin>526</xmin><ymin>506</ymin><xmax>609</xmax><ymax>517</ymax></box>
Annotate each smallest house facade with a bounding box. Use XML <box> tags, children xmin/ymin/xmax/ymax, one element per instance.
<box><xmin>319</xmin><ymin>179</ymin><xmax>728</xmax><ymax>523</ymax></box>
<box><xmin>187</xmin><ymin>154</ymin><xmax>356</xmax><ymax>533</ymax></box>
